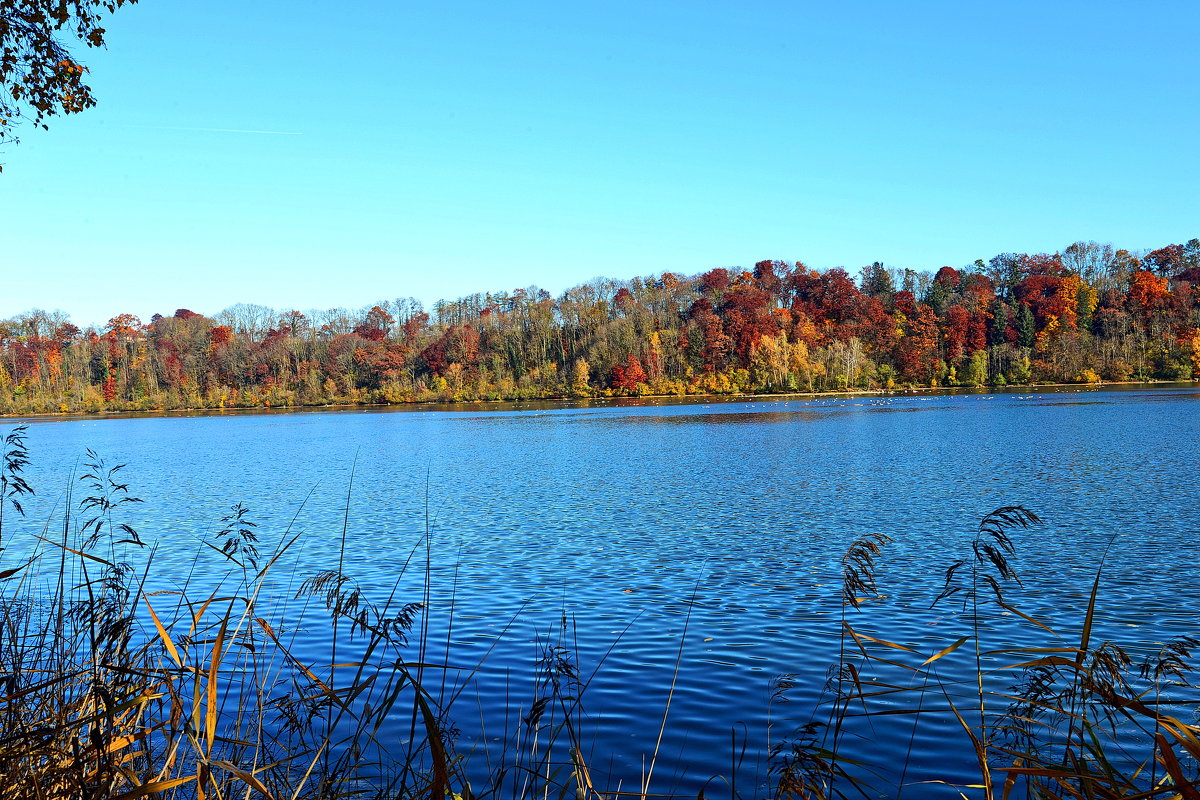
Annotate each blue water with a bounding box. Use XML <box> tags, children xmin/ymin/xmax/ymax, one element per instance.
<box><xmin>4</xmin><ymin>386</ymin><xmax>1198</xmax><ymax>797</ymax></box>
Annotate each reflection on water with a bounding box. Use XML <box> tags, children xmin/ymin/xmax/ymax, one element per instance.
<box><xmin>5</xmin><ymin>384</ymin><xmax>1200</xmax><ymax>796</ymax></box>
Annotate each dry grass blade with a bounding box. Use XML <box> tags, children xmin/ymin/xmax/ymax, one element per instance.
<box><xmin>945</xmin><ymin>694</ymin><xmax>994</xmax><ymax>800</ymax></box>
<box><xmin>143</xmin><ymin>595</ymin><xmax>183</xmax><ymax>668</ymax></box>
<box><xmin>0</xmin><ymin>562</ymin><xmax>31</xmax><ymax>580</ymax></box>
<box><xmin>33</xmin><ymin>533</ymin><xmax>113</xmax><ymax>565</ymax></box>
<box><xmin>410</xmin><ymin>682</ymin><xmax>452</xmax><ymax>798</ymax></box>
<box><xmin>210</xmin><ymin>759</ymin><xmax>276</xmax><ymax>798</ymax></box>
<box><xmin>1074</xmin><ymin>565</ymin><xmax>1103</xmax><ymax>672</ymax></box>
<box><xmin>922</xmin><ymin>636</ymin><xmax>970</xmax><ymax>667</ymax></box>
<box><xmin>993</xmin><ymin>596</ymin><xmax>1054</xmax><ymax>633</ymax></box>
<box><xmin>205</xmin><ymin>615</ymin><xmax>228</xmax><ymax>752</ymax></box>
<box><xmin>110</xmin><ymin>775</ymin><xmax>198</xmax><ymax>799</ymax></box>
<box><xmin>844</xmin><ymin>627</ymin><xmax>917</xmax><ymax>653</ymax></box>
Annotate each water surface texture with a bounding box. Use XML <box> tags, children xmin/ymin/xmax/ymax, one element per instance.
<box><xmin>8</xmin><ymin>386</ymin><xmax>1199</xmax><ymax>796</ymax></box>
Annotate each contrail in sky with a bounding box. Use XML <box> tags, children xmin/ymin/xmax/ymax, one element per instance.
<box><xmin>139</xmin><ymin>125</ymin><xmax>303</xmax><ymax>135</ymax></box>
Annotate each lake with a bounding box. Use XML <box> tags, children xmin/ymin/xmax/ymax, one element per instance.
<box><xmin>4</xmin><ymin>385</ymin><xmax>1199</xmax><ymax>797</ymax></box>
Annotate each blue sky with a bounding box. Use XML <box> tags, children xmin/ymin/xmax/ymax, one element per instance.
<box><xmin>2</xmin><ymin>1</ymin><xmax>1197</xmax><ymax>328</ymax></box>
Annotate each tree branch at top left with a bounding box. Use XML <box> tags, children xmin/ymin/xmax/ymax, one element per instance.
<box><xmin>0</xmin><ymin>0</ymin><xmax>137</xmax><ymax>171</ymax></box>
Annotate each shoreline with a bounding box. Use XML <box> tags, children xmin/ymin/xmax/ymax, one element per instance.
<box><xmin>2</xmin><ymin>379</ymin><xmax>1195</xmax><ymax>424</ymax></box>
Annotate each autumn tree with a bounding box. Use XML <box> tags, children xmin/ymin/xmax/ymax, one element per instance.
<box><xmin>719</xmin><ymin>280</ymin><xmax>775</xmax><ymax>367</ymax></box>
<box><xmin>612</xmin><ymin>287</ymin><xmax>637</xmax><ymax>315</ymax></box>
<box><xmin>683</xmin><ymin>297</ymin><xmax>731</xmax><ymax>373</ymax></box>
<box><xmin>148</xmin><ymin>310</ymin><xmax>215</xmax><ymax>394</ymax></box>
<box><xmin>353</xmin><ymin>305</ymin><xmax>394</xmax><ymax>342</ymax></box>
<box><xmin>894</xmin><ymin>303</ymin><xmax>939</xmax><ymax>384</ymax></box>
<box><xmin>419</xmin><ymin>325</ymin><xmax>479</xmax><ymax>377</ymax></box>
<box><xmin>0</xmin><ymin>0</ymin><xmax>138</xmax><ymax>167</ymax></box>
<box><xmin>278</xmin><ymin>310</ymin><xmax>308</xmax><ymax>337</ymax></box>
<box><xmin>208</xmin><ymin>325</ymin><xmax>233</xmax><ymax>347</ymax></box>
<box><xmin>105</xmin><ymin>313</ymin><xmax>141</xmax><ymax>339</ymax></box>
<box><xmin>750</xmin><ymin>331</ymin><xmax>815</xmax><ymax>391</ymax></box>
<box><xmin>610</xmin><ymin>354</ymin><xmax>647</xmax><ymax>393</ymax></box>
<box><xmin>1127</xmin><ymin>270</ymin><xmax>1171</xmax><ymax>317</ymax></box>
<box><xmin>752</xmin><ymin>259</ymin><xmax>786</xmax><ymax>297</ymax></box>
<box><xmin>54</xmin><ymin>321</ymin><xmax>80</xmax><ymax>343</ymax></box>
<box><xmin>1143</xmin><ymin>244</ymin><xmax>1185</xmax><ymax>277</ymax></box>
<box><xmin>698</xmin><ymin>268</ymin><xmax>731</xmax><ymax>296</ymax></box>
<box><xmin>941</xmin><ymin>305</ymin><xmax>970</xmax><ymax>361</ymax></box>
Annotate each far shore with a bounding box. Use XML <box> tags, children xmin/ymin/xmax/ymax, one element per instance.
<box><xmin>3</xmin><ymin>379</ymin><xmax>1195</xmax><ymax>425</ymax></box>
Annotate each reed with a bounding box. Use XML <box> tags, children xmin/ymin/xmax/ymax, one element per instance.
<box><xmin>1</xmin><ymin>424</ymin><xmax>1198</xmax><ymax>799</ymax></box>
<box><xmin>770</xmin><ymin>507</ymin><xmax>1200</xmax><ymax>800</ymax></box>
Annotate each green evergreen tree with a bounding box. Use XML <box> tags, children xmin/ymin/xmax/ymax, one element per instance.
<box><xmin>1016</xmin><ymin>303</ymin><xmax>1036</xmax><ymax>349</ymax></box>
<box><xmin>988</xmin><ymin>301</ymin><xmax>1010</xmax><ymax>346</ymax></box>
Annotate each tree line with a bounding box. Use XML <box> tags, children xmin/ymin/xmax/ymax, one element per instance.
<box><xmin>2</xmin><ymin>238</ymin><xmax>1199</xmax><ymax>414</ymax></box>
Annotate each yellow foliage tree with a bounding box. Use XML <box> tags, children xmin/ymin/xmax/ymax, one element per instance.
<box><xmin>1034</xmin><ymin>315</ymin><xmax>1060</xmax><ymax>353</ymax></box>
<box><xmin>571</xmin><ymin>358</ymin><xmax>591</xmax><ymax>397</ymax></box>
<box><xmin>1055</xmin><ymin>276</ymin><xmax>1084</xmax><ymax>328</ymax></box>
<box><xmin>1191</xmin><ymin>329</ymin><xmax>1200</xmax><ymax>380</ymax></box>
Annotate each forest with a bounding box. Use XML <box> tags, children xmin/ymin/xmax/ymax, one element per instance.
<box><xmin>2</xmin><ymin>238</ymin><xmax>1199</xmax><ymax>414</ymax></box>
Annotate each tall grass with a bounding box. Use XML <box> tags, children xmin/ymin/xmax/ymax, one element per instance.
<box><xmin>772</xmin><ymin>509</ymin><xmax>1200</xmax><ymax>800</ymax></box>
<box><xmin>1</xmin><ymin>424</ymin><xmax>1198</xmax><ymax>799</ymax></box>
<box><xmin>0</xmin><ymin>427</ymin><xmax>620</xmax><ymax>799</ymax></box>
<box><xmin>0</xmin><ymin>427</ymin><xmax>451</xmax><ymax>799</ymax></box>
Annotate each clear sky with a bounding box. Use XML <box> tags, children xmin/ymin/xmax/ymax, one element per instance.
<box><xmin>2</xmin><ymin>0</ymin><xmax>1197</xmax><ymax>328</ymax></box>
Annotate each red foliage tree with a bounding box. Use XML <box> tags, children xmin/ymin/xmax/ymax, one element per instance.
<box><xmin>942</xmin><ymin>305</ymin><xmax>970</xmax><ymax>361</ymax></box>
<box><xmin>960</xmin><ymin>273</ymin><xmax>996</xmax><ymax>312</ymax></box>
<box><xmin>720</xmin><ymin>283</ymin><xmax>776</xmax><ymax>366</ymax></box>
<box><xmin>752</xmin><ymin>259</ymin><xmax>786</xmax><ymax>297</ymax></box>
<box><xmin>353</xmin><ymin>305</ymin><xmax>394</xmax><ymax>341</ymax></box>
<box><xmin>610</xmin><ymin>355</ymin><xmax>647</xmax><ymax>393</ymax></box>
<box><xmin>279</xmin><ymin>310</ymin><xmax>308</xmax><ymax>336</ymax></box>
<box><xmin>933</xmin><ymin>266</ymin><xmax>961</xmax><ymax>289</ymax></box>
<box><xmin>419</xmin><ymin>325</ymin><xmax>480</xmax><ymax>376</ymax></box>
<box><xmin>402</xmin><ymin>312</ymin><xmax>430</xmax><ymax>342</ymax></box>
<box><xmin>686</xmin><ymin>298</ymin><xmax>731</xmax><ymax>373</ymax></box>
<box><xmin>208</xmin><ymin>325</ymin><xmax>233</xmax><ymax>348</ymax></box>
<box><xmin>1014</xmin><ymin>274</ymin><xmax>1067</xmax><ymax>327</ymax></box>
<box><xmin>894</xmin><ymin>304</ymin><xmax>940</xmax><ymax>383</ymax></box>
<box><xmin>1143</xmin><ymin>244</ymin><xmax>1185</xmax><ymax>277</ymax></box>
<box><xmin>845</xmin><ymin>295</ymin><xmax>897</xmax><ymax>354</ymax></box>
<box><xmin>699</xmin><ymin>268</ymin><xmax>731</xmax><ymax>295</ymax></box>
<box><xmin>54</xmin><ymin>322</ymin><xmax>81</xmax><ymax>343</ymax></box>
<box><xmin>1021</xmin><ymin>253</ymin><xmax>1066</xmax><ymax>277</ymax></box>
